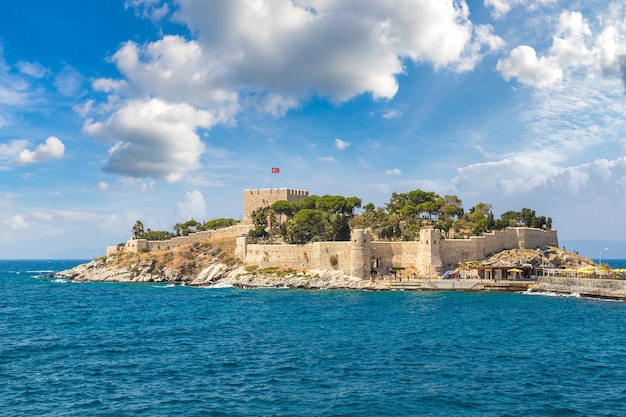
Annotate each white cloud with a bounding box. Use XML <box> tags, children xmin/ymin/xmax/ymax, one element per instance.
<box><xmin>452</xmin><ymin>155</ymin><xmax>626</xmax><ymax>218</ymax></box>
<box><xmin>382</xmin><ymin>109</ymin><xmax>402</xmax><ymax>119</ymax></box>
<box><xmin>93</xmin><ymin>78</ymin><xmax>127</xmax><ymax>93</ymax></box>
<box><xmin>0</xmin><ymin>49</ymin><xmax>33</xmax><ymax>110</ymax></box>
<box><xmin>4</xmin><ymin>214</ymin><xmax>30</xmax><ymax>231</ymax></box>
<box><xmin>109</xmin><ymin>36</ymin><xmax>238</xmax><ymax>111</ymax></box>
<box><xmin>334</xmin><ymin>138</ymin><xmax>350</xmax><ymax>150</ymax></box>
<box><xmin>0</xmin><ymin>139</ymin><xmax>29</xmax><ymax>160</ymax></box>
<box><xmin>53</xmin><ymin>65</ymin><xmax>84</xmax><ymax>97</ymax></box>
<box><xmin>13</xmin><ymin>136</ymin><xmax>65</xmax><ymax>165</ymax></box>
<box><xmin>485</xmin><ymin>0</ymin><xmax>556</xmax><ymax>20</ymax></box>
<box><xmin>125</xmin><ymin>0</ymin><xmax>170</xmax><ymax>21</ymax></box>
<box><xmin>16</xmin><ymin>61</ymin><xmax>48</xmax><ymax>78</ymax></box>
<box><xmin>496</xmin><ymin>45</ymin><xmax>562</xmax><ymax>87</ymax></box>
<box><xmin>385</xmin><ymin>168</ymin><xmax>402</xmax><ymax>175</ymax></box>
<box><xmin>496</xmin><ymin>8</ymin><xmax>626</xmax><ymax>89</ymax></box>
<box><xmin>549</xmin><ymin>12</ymin><xmax>594</xmax><ymax>68</ymax></box>
<box><xmin>103</xmin><ymin>0</ymin><xmax>496</xmax><ymax>109</ymax></box>
<box><xmin>84</xmin><ymin>98</ymin><xmax>213</xmax><ymax>182</ymax></box>
<box><xmin>98</xmin><ymin>182</ymin><xmax>110</xmax><ymax>191</ymax></box>
<box><xmin>318</xmin><ymin>156</ymin><xmax>336</xmax><ymax>163</ymax></box>
<box><xmin>176</xmin><ymin>190</ymin><xmax>207</xmax><ymax>221</ymax></box>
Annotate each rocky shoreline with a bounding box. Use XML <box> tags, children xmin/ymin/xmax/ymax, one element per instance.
<box><xmin>55</xmin><ymin>259</ymin><xmax>393</xmax><ymax>290</ymax></box>
<box><xmin>55</xmin><ymin>258</ymin><xmax>626</xmax><ymax>301</ymax></box>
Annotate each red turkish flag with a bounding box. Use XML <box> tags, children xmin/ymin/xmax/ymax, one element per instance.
<box><xmin>271</xmin><ymin>167</ymin><xmax>280</xmax><ymax>174</ymax></box>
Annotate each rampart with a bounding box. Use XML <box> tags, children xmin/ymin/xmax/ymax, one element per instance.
<box><xmin>435</xmin><ymin>227</ymin><xmax>559</xmax><ymax>271</ymax></box>
<box><xmin>242</xmin><ymin>188</ymin><xmax>309</xmax><ymax>225</ymax></box>
<box><xmin>236</xmin><ymin>227</ymin><xmax>558</xmax><ymax>279</ymax></box>
<box><xmin>107</xmin><ymin>224</ymin><xmax>254</xmax><ymax>256</ymax></box>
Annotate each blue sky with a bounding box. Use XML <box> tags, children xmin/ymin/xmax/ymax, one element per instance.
<box><xmin>2</xmin><ymin>0</ymin><xmax>626</xmax><ymax>259</ymax></box>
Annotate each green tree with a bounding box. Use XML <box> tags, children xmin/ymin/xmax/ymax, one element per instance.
<box><xmin>202</xmin><ymin>218</ymin><xmax>237</xmax><ymax>230</ymax></box>
<box><xmin>132</xmin><ymin>220</ymin><xmax>145</xmax><ymax>239</ymax></box>
<box><xmin>285</xmin><ymin>209</ymin><xmax>326</xmax><ymax>243</ymax></box>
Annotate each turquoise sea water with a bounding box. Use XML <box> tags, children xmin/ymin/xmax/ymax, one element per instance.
<box><xmin>2</xmin><ymin>260</ymin><xmax>626</xmax><ymax>416</ymax></box>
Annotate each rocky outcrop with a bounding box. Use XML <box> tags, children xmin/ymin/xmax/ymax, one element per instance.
<box><xmin>56</xmin><ymin>259</ymin><xmax>391</xmax><ymax>290</ymax></box>
<box><xmin>456</xmin><ymin>246</ymin><xmax>594</xmax><ymax>273</ymax></box>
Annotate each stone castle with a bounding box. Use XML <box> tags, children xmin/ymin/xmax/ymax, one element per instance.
<box><xmin>110</xmin><ymin>188</ymin><xmax>559</xmax><ymax>279</ymax></box>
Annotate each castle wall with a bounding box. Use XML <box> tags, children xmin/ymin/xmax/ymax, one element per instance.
<box><xmin>241</xmin><ymin>241</ymin><xmax>355</xmax><ymax>272</ymax></box>
<box><xmin>236</xmin><ymin>227</ymin><xmax>558</xmax><ymax>279</ymax></box>
<box><xmin>435</xmin><ymin>227</ymin><xmax>558</xmax><ymax>274</ymax></box>
<box><xmin>370</xmin><ymin>242</ymin><xmax>420</xmax><ymax>271</ymax></box>
<box><xmin>242</xmin><ymin>188</ymin><xmax>309</xmax><ymax>225</ymax></box>
<box><xmin>121</xmin><ymin>224</ymin><xmax>253</xmax><ymax>254</ymax></box>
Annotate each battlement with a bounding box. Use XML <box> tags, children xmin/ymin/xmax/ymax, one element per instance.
<box><xmin>243</xmin><ymin>188</ymin><xmax>309</xmax><ymax>198</ymax></box>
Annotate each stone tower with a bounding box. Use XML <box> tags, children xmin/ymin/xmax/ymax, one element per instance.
<box><xmin>349</xmin><ymin>229</ymin><xmax>371</xmax><ymax>279</ymax></box>
<box><xmin>416</xmin><ymin>228</ymin><xmax>444</xmax><ymax>278</ymax></box>
<box><xmin>242</xmin><ymin>188</ymin><xmax>309</xmax><ymax>225</ymax></box>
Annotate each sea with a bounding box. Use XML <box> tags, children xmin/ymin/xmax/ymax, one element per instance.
<box><xmin>2</xmin><ymin>259</ymin><xmax>626</xmax><ymax>417</ymax></box>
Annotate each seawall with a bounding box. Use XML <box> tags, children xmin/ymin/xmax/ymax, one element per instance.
<box><xmin>534</xmin><ymin>277</ymin><xmax>626</xmax><ymax>300</ymax></box>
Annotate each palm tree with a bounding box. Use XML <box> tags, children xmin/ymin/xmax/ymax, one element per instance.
<box><xmin>132</xmin><ymin>220</ymin><xmax>145</xmax><ymax>239</ymax></box>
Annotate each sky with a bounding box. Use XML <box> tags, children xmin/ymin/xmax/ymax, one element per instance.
<box><xmin>1</xmin><ymin>0</ymin><xmax>626</xmax><ymax>259</ymax></box>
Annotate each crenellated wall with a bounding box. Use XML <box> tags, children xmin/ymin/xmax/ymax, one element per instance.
<box><xmin>236</xmin><ymin>227</ymin><xmax>559</xmax><ymax>279</ymax></box>
<box><xmin>242</xmin><ymin>188</ymin><xmax>309</xmax><ymax>225</ymax></box>
<box><xmin>108</xmin><ymin>224</ymin><xmax>254</xmax><ymax>256</ymax></box>
<box><xmin>436</xmin><ymin>227</ymin><xmax>558</xmax><ymax>272</ymax></box>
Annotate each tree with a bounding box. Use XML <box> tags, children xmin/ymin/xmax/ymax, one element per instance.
<box><xmin>285</xmin><ymin>209</ymin><xmax>326</xmax><ymax>243</ymax></box>
<box><xmin>202</xmin><ymin>218</ymin><xmax>237</xmax><ymax>230</ymax></box>
<box><xmin>179</xmin><ymin>219</ymin><xmax>200</xmax><ymax>236</ymax></box>
<box><xmin>132</xmin><ymin>220</ymin><xmax>144</xmax><ymax>239</ymax></box>
<box><xmin>441</xmin><ymin>195</ymin><xmax>463</xmax><ymax>219</ymax></box>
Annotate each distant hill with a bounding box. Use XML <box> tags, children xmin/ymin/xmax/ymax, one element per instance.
<box><xmin>560</xmin><ymin>240</ymin><xmax>626</xmax><ymax>260</ymax></box>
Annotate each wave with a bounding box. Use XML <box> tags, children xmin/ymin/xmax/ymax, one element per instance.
<box><xmin>523</xmin><ymin>290</ymin><xmax>581</xmax><ymax>298</ymax></box>
<box><xmin>204</xmin><ymin>283</ymin><xmax>234</xmax><ymax>289</ymax></box>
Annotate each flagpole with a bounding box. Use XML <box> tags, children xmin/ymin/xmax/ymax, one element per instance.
<box><xmin>270</xmin><ymin>167</ymin><xmax>280</xmax><ymax>191</ymax></box>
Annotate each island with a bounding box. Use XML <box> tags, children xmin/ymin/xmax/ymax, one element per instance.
<box><xmin>57</xmin><ymin>187</ymin><xmax>626</xmax><ymax>300</ymax></box>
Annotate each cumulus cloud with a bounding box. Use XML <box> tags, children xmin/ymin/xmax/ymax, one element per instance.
<box><xmin>318</xmin><ymin>156</ymin><xmax>336</xmax><ymax>163</ymax></box>
<box><xmin>549</xmin><ymin>12</ymin><xmax>593</xmax><ymax>67</ymax></box>
<box><xmin>334</xmin><ymin>138</ymin><xmax>350</xmax><ymax>150</ymax></box>
<box><xmin>0</xmin><ymin>139</ymin><xmax>29</xmax><ymax>160</ymax></box>
<box><xmin>79</xmin><ymin>0</ymin><xmax>511</xmax><ymax>182</ymax></box>
<box><xmin>452</xmin><ymin>155</ymin><xmax>626</xmax><ymax>215</ymax></box>
<box><xmin>496</xmin><ymin>45</ymin><xmax>563</xmax><ymax>87</ymax></box>
<box><xmin>496</xmin><ymin>8</ymin><xmax>626</xmax><ymax>89</ymax></box>
<box><xmin>176</xmin><ymin>190</ymin><xmax>207</xmax><ymax>221</ymax></box>
<box><xmin>101</xmin><ymin>0</ymin><xmax>498</xmax><ymax>109</ymax></box>
<box><xmin>13</xmin><ymin>136</ymin><xmax>65</xmax><ymax>165</ymax></box>
<box><xmin>84</xmin><ymin>98</ymin><xmax>213</xmax><ymax>182</ymax></box>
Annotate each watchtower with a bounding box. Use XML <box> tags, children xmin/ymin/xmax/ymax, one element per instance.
<box><xmin>242</xmin><ymin>188</ymin><xmax>309</xmax><ymax>224</ymax></box>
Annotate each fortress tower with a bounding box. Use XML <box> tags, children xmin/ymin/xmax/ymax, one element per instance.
<box><xmin>242</xmin><ymin>188</ymin><xmax>309</xmax><ymax>225</ymax></box>
<box><xmin>349</xmin><ymin>229</ymin><xmax>371</xmax><ymax>279</ymax></box>
<box><xmin>416</xmin><ymin>228</ymin><xmax>444</xmax><ymax>278</ymax></box>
